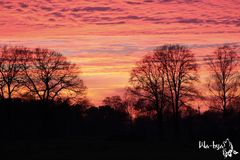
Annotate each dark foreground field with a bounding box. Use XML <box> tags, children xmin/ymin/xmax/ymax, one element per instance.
<box><xmin>0</xmin><ymin>100</ymin><xmax>239</xmax><ymax>160</ymax></box>
<box><xmin>1</xmin><ymin>137</ymin><xmax>223</xmax><ymax>160</ymax></box>
<box><xmin>2</xmin><ymin>136</ymin><xmax>240</xmax><ymax>160</ymax></box>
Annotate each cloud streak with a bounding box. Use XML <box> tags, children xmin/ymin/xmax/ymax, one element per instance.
<box><xmin>0</xmin><ymin>0</ymin><xmax>239</xmax><ymax>30</ymax></box>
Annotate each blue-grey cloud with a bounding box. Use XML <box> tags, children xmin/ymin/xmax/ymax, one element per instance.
<box><xmin>82</xmin><ymin>6</ymin><xmax>122</xmax><ymax>12</ymax></box>
<box><xmin>19</xmin><ymin>2</ymin><xmax>28</xmax><ymax>8</ymax></box>
<box><xmin>51</xmin><ymin>12</ymin><xmax>65</xmax><ymax>18</ymax></box>
<box><xmin>143</xmin><ymin>0</ymin><xmax>155</xmax><ymax>2</ymax></box>
<box><xmin>71</xmin><ymin>6</ymin><xmax>122</xmax><ymax>12</ymax></box>
<box><xmin>177</xmin><ymin>18</ymin><xmax>203</xmax><ymax>24</ymax></box>
<box><xmin>95</xmin><ymin>21</ymin><xmax>126</xmax><ymax>25</ymax></box>
<box><xmin>125</xmin><ymin>1</ymin><xmax>142</xmax><ymax>5</ymax></box>
<box><xmin>117</xmin><ymin>15</ymin><xmax>145</xmax><ymax>20</ymax></box>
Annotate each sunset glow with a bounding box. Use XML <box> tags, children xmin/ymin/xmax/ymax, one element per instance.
<box><xmin>0</xmin><ymin>0</ymin><xmax>240</xmax><ymax>105</ymax></box>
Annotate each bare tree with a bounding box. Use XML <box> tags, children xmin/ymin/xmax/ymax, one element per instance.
<box><xmin>21</xmin><ymin>48</ymin><xmax>86</xmax><ymax>103</ymax></box>
<box><xmin>206</xmin><ymin>45</ymin><xmax>240</xmax><ymax>114</ymax></box>
<box><xmin>154</xmin><ymin>44</ymin><xmax>199</xmax><ymax>121</ymax></box>
<box><xmin>0</xmin><ymin>46</ymin><xmax>28</xmax><ymax>99</ymax></box>
<box><xmin>129</xmin><ymin>54</ymin><xmax>166</xmax><ymax>122</ymax></box>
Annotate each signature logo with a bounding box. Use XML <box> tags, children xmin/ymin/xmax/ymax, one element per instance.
<box><xmin>199</xmin><ymin>138</ymin><xmax>238</xmax><ymax>158</ymax></box>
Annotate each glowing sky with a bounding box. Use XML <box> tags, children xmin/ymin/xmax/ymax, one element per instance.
<box><xmin>0</xmin><ymin>0</ymin><xmax>240</xmax><ymax>105</ymax></box>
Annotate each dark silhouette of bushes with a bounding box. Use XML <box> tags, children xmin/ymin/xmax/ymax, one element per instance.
<box><xmin>0</xmin><ymin>98</ymin><xmax>239</xmax><ymax>141</ymax></box>
<box><xmin>0</xmin><ymin>98</ymin><xmax>239</xmax><ymax>160</ymax></box>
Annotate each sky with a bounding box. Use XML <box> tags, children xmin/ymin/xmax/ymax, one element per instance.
<box><xmin>0</xmin><ymin>0</ymin><xmax>240</xmax><ymax>106</ymax></box>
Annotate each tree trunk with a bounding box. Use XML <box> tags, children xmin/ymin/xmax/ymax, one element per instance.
<box><xmin>7</xmin><ymin>84</ymin><xmax>11</xmax><ymax>100</ymax></box>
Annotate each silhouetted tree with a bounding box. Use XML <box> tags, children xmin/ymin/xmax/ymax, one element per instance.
<box><xmin>206</xmin><ymin>45</ymin><xmax>240</xmax><ymax>114</ymax></box>
<box><xmin>102</xmin><ymin>95</ymin><xmax>127</xmax><ymax>112</ymax></box>
<box><xmin>75</xmin><ymin>97</ymin><xmax>93</xmax><ymax>109</ymax></box>
<box><xmin>21</xmin><ymin>48</ymin><xmax>86</xmax><ymax>103</ymax></box>
<box><xmin>129</xmin><ymin>54</ymin><xmax>166</xmax><ymax>122</ymax></box>
<box><xmin>154</xmin><ymin>44</ymin><xmax>199</xmax><ymax>121</ymax></box>
<box><xmin>0</xmin><ymin>46</ymin><xmax>28</xmax><ymax>99</ymax></box>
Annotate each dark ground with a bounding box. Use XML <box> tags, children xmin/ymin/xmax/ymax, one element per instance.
<box><xmin>0</xmin><ymin>100</ymin><xmax>239</xmax><ymax>160</ymax></box>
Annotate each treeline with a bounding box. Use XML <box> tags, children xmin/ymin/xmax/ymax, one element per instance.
<box><xmin>1</xmin><ymin>44</ymin><xmax>240</xmax><ymax>120</ymax></box>
<box><xmin>0</xmin><ymin>100</ymin><xmax>130</xmax><ymax>140</ymax></box>
<box><xmin>0</xmin><ymin>98</ymin><xmax>239</xmax><ymax>141</ymax></box>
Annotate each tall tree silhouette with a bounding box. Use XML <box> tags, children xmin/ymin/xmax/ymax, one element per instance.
<box><xmin>154</xmin><ymin>44</ymin><xmax>199</xmax><ymax>121</ymax></box>
<box><xmin>129</xmin><ymin>54</ymin><xmax>166</xmax><ymax>122</ymax></box>
<box><xmin>206</xmin><ymin>45</ymin><xmax>240</xmax><ymax>114</ymax></box>
<box><xmin>0</xmin><ymin>46</ymin><xmax>28</xmax><ymax>99</ymax></box>
<box><xmin>21</xmin><ymin>48</ymin><xmax>86</xmax><ymax>102</ymax></box>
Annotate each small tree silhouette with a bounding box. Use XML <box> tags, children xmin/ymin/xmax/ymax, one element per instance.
<box><xmin>206</xmin><ymin>45</ymin><xmax>240</xmax><ymax>114</ymax></box>
<box><xmin>0</xmin><ymin>46</ymin><xmax>28</xmax><ymax>99</ymax></box>
<box><xmin>102</xmin><ymin>95</ymin><xmax>127</xmax><ymax>112</ymax></box>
